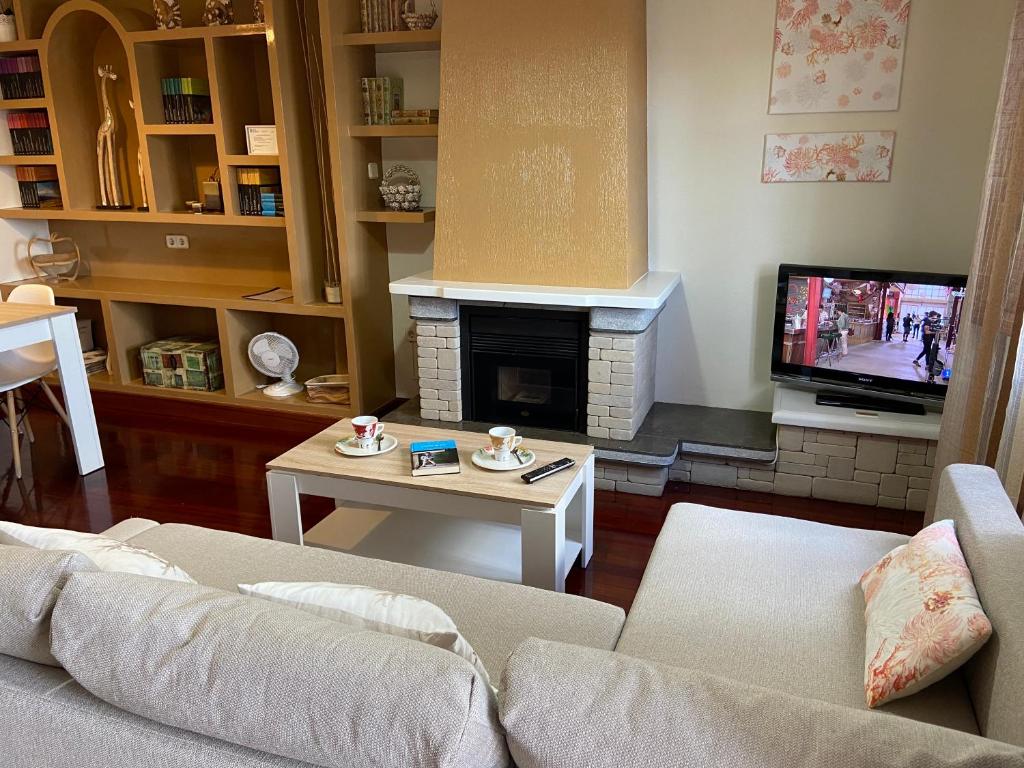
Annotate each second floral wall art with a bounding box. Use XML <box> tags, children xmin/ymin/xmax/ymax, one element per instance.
<box><xmin>769</xmin><ymin>0</ymin><xmax>912</xmax><ymax>114</ymax></box>
<box><xmin>762</xmin><ymin>131</ymin><xmax>896</xmax><ymax>183</ymax></box>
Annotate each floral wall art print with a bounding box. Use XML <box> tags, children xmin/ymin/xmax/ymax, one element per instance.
<box><xmin>762</xmin><ymin>131</ymin><xmax>896</xmax><ymax>183</ymax></box>
<box><xmin>770</xmin><ymin>0</ymin><xmax>912</xmax><ymax>114</ymax></box>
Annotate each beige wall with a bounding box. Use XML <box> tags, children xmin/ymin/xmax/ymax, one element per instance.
<box><xmin>650</xmin><ymin>0</ymin><xmax>1015</xmax><ymax>411</ymax></box>
<box><xmin>432</xmin><ymin>0</ymin><xmax>648</xmax><ymax>289</ymax></box>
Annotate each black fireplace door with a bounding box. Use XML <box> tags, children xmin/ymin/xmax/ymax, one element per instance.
<box><xmin>461</xmin><ymin>308</ymin><xmax>588</xmax><ymax>432</ymax></box>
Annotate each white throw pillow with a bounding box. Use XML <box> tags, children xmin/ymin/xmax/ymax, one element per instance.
<box><xmin>0</xmin><ymin>523</ymin><xmax>194</xmax><ymax>583</ymax></box>
<box><xmin>239</xmin><ymin>581</ymin><xmax>494</xmax><ymax>692</ymax></box>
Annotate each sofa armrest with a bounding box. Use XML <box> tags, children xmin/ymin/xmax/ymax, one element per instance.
<box><xmin>500</xmin><ymin>639</ymin><xmax>1024</xmax><ymax>768</ymax></box>
<box><xmin>99</xmin><ymin>519</ymin><xmax>159</xmax><ymax>543</ymax></box>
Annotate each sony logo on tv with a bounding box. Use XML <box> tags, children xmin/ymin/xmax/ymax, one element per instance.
<box><xmin>857</xmin><ymin>377</ymin><xmax>874</xmax><ymax>384</ymax></box>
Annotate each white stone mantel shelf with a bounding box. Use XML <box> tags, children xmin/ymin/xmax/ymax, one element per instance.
<box><xmin>389</xmin><ymin>270</ymin><xmax>681</xmax><ymax>310</ymax></box>
<box><xmin>772</xmin><ymin>385</ymin><xmax>943</xmax><ymax>442</ymax></box>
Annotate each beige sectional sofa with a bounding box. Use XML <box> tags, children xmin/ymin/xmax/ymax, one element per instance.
<box><xmin>1</xmin><ymin>464</ymin><xmax>1023</xmax><ymax>767</ymax></box>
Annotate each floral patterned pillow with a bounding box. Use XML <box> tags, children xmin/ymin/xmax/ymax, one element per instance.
<box><xmin>860</xmin><ymin>520</ymin><xmax>992</xmax><ymax>709</ymax></box>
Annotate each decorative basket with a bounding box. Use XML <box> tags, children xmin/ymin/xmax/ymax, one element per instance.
<box><xmin>401</xmin><ymin>0</ymin><xmax>437</xmax><ymax>31</ymax></box>
<box><xmin>305</xmin><ymin>374</ymin><xmax>351</xmax><ymax>405</ymax></box>
<box><xmin>29</xmin><ymin>233</ymin><xmax>81</xmax><ymax>283</ymax></box>
<box><xmin>379</xmin><ymin>164</ymin><xmax>422</xmax><ymax>212</ymax></box>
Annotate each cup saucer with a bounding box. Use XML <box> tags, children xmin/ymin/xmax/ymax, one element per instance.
<box><xmin>335</xmin><ymin>434</ymin><xmax>398</xmax><ymax>457</ymax></box>
<box><xmin>472</xmin><ymin>447</ymin><xmax>536</xmax><ymax>471</ymax></box>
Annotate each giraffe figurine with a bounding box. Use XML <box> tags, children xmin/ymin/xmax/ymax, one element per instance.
<box><xmin>96</xmin><ymin>65</ymin><xmax>124</xmax><ymax>208</ymax></box>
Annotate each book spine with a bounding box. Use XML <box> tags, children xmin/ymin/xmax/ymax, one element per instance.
<box><xmin>390</xmin><ymin>116</ymin><xmax>437</xmax><ymax>125</ymax></box>
<box><xmin>360</xmin><ymin>0</ymin><xmax>369</xmax><ymax>32</ymax></box>
<box><xmin>390</xmin><ymin>77</ymin><xmax>403</xmax><ymax>114</ymax></box>
<box><xmin>360</xmin><ymin>78</ymin><xmax>371</xmax><ymax>125</ymax></box>
<box><xmin>381</xmin><ymin>78</ymin><xmax>391</xmax><ymax>125</ymax></box>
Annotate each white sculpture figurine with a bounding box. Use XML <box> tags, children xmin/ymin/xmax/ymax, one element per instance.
<box><xmin>96</xmin><ymin>65</ymin><xmax>124</xmax><ymax>209</ymax></box>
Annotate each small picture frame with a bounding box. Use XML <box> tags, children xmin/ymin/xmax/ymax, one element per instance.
<box><xmin>245</xmin><ymin>125</ymin><xmax>278</xmax><ymax>155</ymax></box>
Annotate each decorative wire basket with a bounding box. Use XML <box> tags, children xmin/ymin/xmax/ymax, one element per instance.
<box><xmin>401</xmin><ymin>0</ymin><xmax>437</xmax><ymax>30</ymax></box>
<box><xmin>379</xmin><ymin>164</ymin><xmax>422</xmax><ymax>211</ymax></box>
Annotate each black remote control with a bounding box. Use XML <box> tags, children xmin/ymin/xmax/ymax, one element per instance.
<box><xmin>522</xmin><ymin>457</ymin><xmax>576</xmax><ymax>484</ymax></box>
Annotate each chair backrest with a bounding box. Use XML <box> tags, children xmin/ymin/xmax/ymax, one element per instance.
<box><xmin>936</xmin><ymin>464</ymin><xmax>1024</xmax><ymax>746</ymax></box>
<box><xmin>7</xmin><ymin>284</ymin><xmax>55</xmax><ymax>306</ymax></box>
<box><xmin>6</xmin><ymin>284</ymin><xmax>56</xmax><ymax>366</ymax></box>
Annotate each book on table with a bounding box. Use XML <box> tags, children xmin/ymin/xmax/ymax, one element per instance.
<box><xmin>410</xmin><ymin>439</ymin><xmax>461</xmax><ymax>477</ymax></box>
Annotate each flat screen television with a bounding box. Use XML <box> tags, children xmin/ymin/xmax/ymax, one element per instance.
<box><xmin>771</xmin><ymin>264</ymin><xmax>968</xmax><ymax>410</ymax></box>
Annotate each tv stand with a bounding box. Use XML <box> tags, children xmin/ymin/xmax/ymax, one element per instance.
<box><xmin>814</xmin><ymin>392</ymin><xmax>926</xmax><ymax>417</ymax></box>
<box><xmin>773</xmin><ymin>385</ymin><xmax>941</xmax><ymax>441</ymax></box>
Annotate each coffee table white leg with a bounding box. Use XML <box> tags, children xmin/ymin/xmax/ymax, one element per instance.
<box><xmin>521</xmin><ymin>505</ymin><xmax>566</xmax><ymax>592</ymax></box>
<box><xmin>49</xmin><ymin>313</ymin><xmax>103</xmax><ymax>475</ymax></box>
<box><xmin>566</xmin><ymin>455</ymin><xmax>595</xmax><ymax>568</ymax></box>
<box><xmin>267</xmin><ymin>471</ymin><xmax>303</xmax><ymax>545</ymax></box>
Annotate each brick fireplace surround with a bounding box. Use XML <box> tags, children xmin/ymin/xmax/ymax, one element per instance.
<box><xmin>410</xmin><ymin>297</ymin><xmax>659</xmax><ymax>441</ymax></box>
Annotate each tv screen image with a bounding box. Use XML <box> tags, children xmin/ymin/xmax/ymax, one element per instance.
<box><xmin>772</xmin><ymin>265</ymin><xmax>968</xmax><ymax>405</ymax></box>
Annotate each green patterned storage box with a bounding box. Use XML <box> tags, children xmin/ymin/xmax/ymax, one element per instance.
<box><xmin>140</xmin><ymin>336</ymin><xmax>224</xmax><ymax>392</ymax></box>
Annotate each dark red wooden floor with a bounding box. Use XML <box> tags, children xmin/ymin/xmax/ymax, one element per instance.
<box><xmin>0</xmin><ymin>390</ymin><xmax>923</xmax><ymax>612</ymax></box>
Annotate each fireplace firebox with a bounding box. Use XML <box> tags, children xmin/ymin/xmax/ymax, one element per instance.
<box><xmin>460</xmin><ymin>306</ymin><xmax>588</xmax><ymax>432</ymax></box>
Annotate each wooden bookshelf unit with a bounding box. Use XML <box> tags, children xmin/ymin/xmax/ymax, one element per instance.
<box><xmin>0</xmin><ymin>0</ymin><xmax>401</xmax><ymax>418</ymax></box>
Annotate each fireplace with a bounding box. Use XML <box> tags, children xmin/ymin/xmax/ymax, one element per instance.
<box><xmin>460</xmin><ymin>306</ymin><xmax>588</xmax><ymax>432</ymax></box>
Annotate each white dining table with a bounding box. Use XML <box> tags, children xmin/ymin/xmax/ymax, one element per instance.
<box><xmin>0</xmin><ymin>302</ymin><xmax>104</xmax><ymax>475</ymax></box>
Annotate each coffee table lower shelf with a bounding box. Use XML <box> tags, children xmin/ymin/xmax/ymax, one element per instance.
<box><xmin>305</xmin><ymin>503</ymin><xmax>585</xmax><ymax>586</ymax></box>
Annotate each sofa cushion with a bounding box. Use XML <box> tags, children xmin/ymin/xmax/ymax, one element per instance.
<box><xmin>615</xmin><ymin>504</ymin><xmax>979</xmax><ymax>733</ymax></box>
<box><xmin>51</xmin><ymin>572</ymin><xmax>509</xmax><ymax>768</ymax></box>
<box><xmin>860</xmin><ymin>519</ymin><xmax>992</xmax><ymax>708</ymax></box>
<box><xmin>936</xmin><ymin>464</ymin><xmax>1024</xmax><ymax>747</ymax></box>
<box><xmin>0</xmin><ymin>655</ymin><xmax>312</xmax><ymax>767</ymax></box>
<box><xmin>239</xmin><ymin>581</ymin><xmax>494</xmax><ymax>693</ymax></box>
<box><xmin>500</xmin><ymin>638</ymin><xmax>1024</xmax><ymax>768</ymax></box>
<box><xmin>124</xmin><ymin>523</ymin><xmax>625</xmax><ymax>682</ymax></box>
<box><xmin>0</xmin><ymin>545</ymin><xmax>96</xmax><ymax>666</ymax></box>
<box><xmin>0</xmin><ymin>522</ymin><xmax>193</xmax><ymax>583</ymax></box>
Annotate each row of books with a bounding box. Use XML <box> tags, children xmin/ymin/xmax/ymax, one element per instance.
<box><xmin>360</xmin><ymin>0</ymin><xmax>405</xmax><ymax>33</ymax></box>
<box><xmin>391</xmin><ymin>108</ymin><xmax>438</xmax><ymax>125</ymax></box>
<box><xmin>161</xmin><ymin>78</ymin><xmax>213</xmax><ymax>124</ymax></box>
<box><xmin>360</xmin><ymin>77</ymin><xmax>404</xmax><ymax>125</ymax></box>
<box><xmin>0</xmin><ymin>55</ymin><xmax>44</xmax><ymax>100</ymax></box>
<box><xmin>237</xmin><ymin>167</ymin><xmax>284</xmax><ymax>217</ymax></box>
<box><xmin>16</xmin><ymin>165</ymin><xmax>61</xmax><ymax>209</ymax></box>
<box><xmin>7</xmin><ymin>110</ymin><xmax>53</xmax><ymax>155</ymax></box>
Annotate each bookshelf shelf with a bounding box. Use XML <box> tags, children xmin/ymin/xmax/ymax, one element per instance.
<box><xmin>0</xmin><ymin>97</ymin><xmax>47</xmax><ymax>110</ymax></box>
<box><xmin>0</xmin><ymin>40</ymin><xmax>41</xmax><ymax>55</ymax></box>
<box><xmin>127</xmin><ymin>24</ymin><xmax>268</xmax><ymax>44</ymax></box>
<box><xmin>1</xmin><ymin>275</ymin><xmax>346</xmax><ymax>317</ymax></box>
<box><xmin>340</xmin><ymin>30</ymin><xmax>441</xmax><ymax>52</ymax></box>
<box><xmin>143</xmin><ymin>123</ymin><xmax>216</xmax><ymax>135</ymax></box>
<box><xmin>223</xmin><ymin>153</ymin><xmax>279</xmax><ymax>166</ymax></box>
<box><xmin>0</xmin><ymin>154</ymin><xmax>55</xmax><ymax>165</ymax></box>
<box><xmin>356</xmin><ymin>207</ymin><xmax>436</xmax><ymax>224</ymax></box>
<box><xmin>349</xmin><ymin>124</ymin><xmax>437</xmax><ymax>138</ymax></box>
<box><xmin>0</xmin><ymin>206</ymin><xmax>285</xmax><ymax>227</ymax></box>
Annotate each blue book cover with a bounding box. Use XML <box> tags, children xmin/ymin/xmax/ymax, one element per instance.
<box><xmin>410</xmin><ymin>439</ymin><xmax>460</xmax><ymax>476</ymax></box>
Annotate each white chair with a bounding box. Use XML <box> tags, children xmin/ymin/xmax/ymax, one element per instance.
<box><xmin>1</xmin><ymin>284</ymin><xmax>71</xmax><ymax>478</ymax></box>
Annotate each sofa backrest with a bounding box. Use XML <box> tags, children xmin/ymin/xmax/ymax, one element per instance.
<box><xmin>936</xmin><ymin>464</ymin><xmax>1024</xmax><ymax>747</ymax></box>
<box><xmin>51</xmin><ymin>572</ymin><xmax>510</xmax><ymax>768</ymax></box>
<box><xmin>500</xmin><ymin>638</ymin><xmax>1024</xmax><ymax>768</ymax></box>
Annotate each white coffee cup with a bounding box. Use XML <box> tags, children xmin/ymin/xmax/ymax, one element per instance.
<box><xmin>352</xmin><ymin>415</ymin><xmax>384</xmax><ymax>449</ymax></box>
<box><xmin>489</xmin><ymin>426</ymin><xmax>523</xmax><ymax>463</ymax></box>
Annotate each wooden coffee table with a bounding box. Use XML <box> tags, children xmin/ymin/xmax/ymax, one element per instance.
<box><xmin>266</xmin><ymin>420</ymin><xmax>595</xmax><ymax>592</ymax></box>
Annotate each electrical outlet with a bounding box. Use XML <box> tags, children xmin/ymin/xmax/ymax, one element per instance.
<box><xmin>368</xmin><ymin>162</ymin><xmax>379</xmax><ymax>180</ymax></box>
<box><xmin>165</xmin><ymin>235</ymin><xmax>189</xmax><ymax>249</ymax></box>
<box><xmin>407</xmin><ymin>328</ymin><xmax>417</xmax><ymax>343</ymax></box>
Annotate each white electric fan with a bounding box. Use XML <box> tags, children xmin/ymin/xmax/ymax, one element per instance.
<box><xmin>248</xmin><ymin>332</ymin><xmax>303</xmax><ymax>398</ymax></box>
